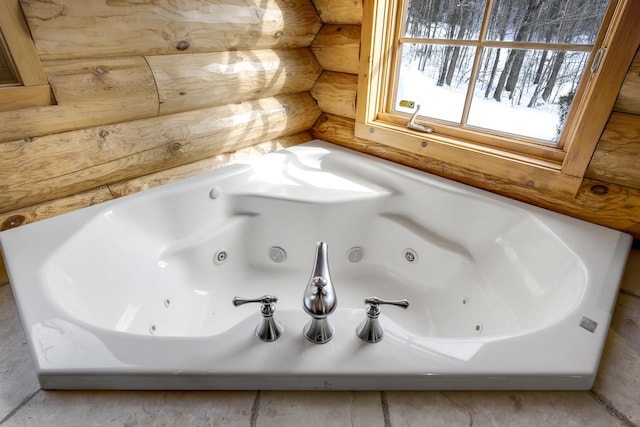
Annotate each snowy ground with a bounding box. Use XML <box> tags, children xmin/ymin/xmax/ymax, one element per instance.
<box><xmin>396</xmin><ymin>61</ymin><xmax>564</xmax><ymax>143</ymax></box>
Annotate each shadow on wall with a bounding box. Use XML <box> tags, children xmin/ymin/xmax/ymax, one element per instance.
<box><xmin>0</xmin><ymin>0</ymin><xmax>323</xmax><ymax>216</ymax></box>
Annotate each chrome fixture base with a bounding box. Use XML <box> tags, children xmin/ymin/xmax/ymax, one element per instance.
<box><xmin>356</xmin><ymin>297</ymin><xmax>409</xmax><ymax>343</ymax></box>
<box><xmin>233</xmin><ymin>295</ymin><xmax>283</xmax><ymax>342</ymax></box>
<box><xmin>254</xmin><ymin>315</ymin><xmax>284</xmax><ymax>342</ymax></box>
<box><xmin>303</xmin><ymin>317</ymin><xmax>335</xmax><ymax>344</ymax></box>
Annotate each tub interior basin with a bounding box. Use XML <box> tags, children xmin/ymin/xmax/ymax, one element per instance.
<box><xmin>42</xmin><ymin>145</ymin><xmax>587</xmax><ymax>340</ymax></box>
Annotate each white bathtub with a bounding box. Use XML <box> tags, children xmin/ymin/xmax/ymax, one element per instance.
<box><xmin>0</xmin><ymin>140</ymin><xmax>632</xmax><ymax>390</ymax></box>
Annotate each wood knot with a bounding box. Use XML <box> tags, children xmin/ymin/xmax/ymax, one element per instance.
<box><xmin>1</xmin><ymin>215</ymin><xmax>26</xmax><ymax>231</ymax></box>
<box><xmin>590</xmin><ymin>184</ymin><xmax>609</xmax><ymax>195</ymax></box>
<box><xmin>273</xmin><ymin>30</ymin><xmax>284</xmax><ymax>39</ymax></box>
<box><xmin>99</xmin><ymin>130</ymin><xmax>109</xmax><ymax>139</ymax></box>
<box><xmin>93</xmin><ymin>67</ymin><xmax>107</xmax><ymax>76</ymax></box>
<box><xmin>176</xmin><ymin>40</ymin><xmax>190</xmax><ymax>51</ymax></box>
<box><xmin>170</xmin><ymin>142</ymin><xmax>183</xmax><ymax>152</ymax></box>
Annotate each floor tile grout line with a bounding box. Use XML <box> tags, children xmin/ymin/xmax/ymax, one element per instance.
<box><xmin>591</xmin><ymin>390</ymin><xmax>637</xmax><ymax>427</ymax></box>
<box><xmin>250</xmin><ymin>390</ymin><xmax>261</xmax><ymax>427</ymax></box>
<box><xmin>441</xmin><ymin>392</ymin><xmax>474</xmax><ymax>427</ymax></box>
<box><xmin>380</xmin><ymin>391</ymin><xmax>391</xmax><ymax>427</ymax></box>
<box><xmin>0</xmin><ymin>388</ymin><xmax>41</xmax><ymax>425</ymax></box>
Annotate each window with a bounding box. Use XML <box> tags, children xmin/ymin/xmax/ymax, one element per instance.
<box><xmin>357</xmin><ymin>0</ymin><xmax>640</xmax><ymax>195</ymax></box>
<box><xmin>0</xmin><ymin>0</ymin><xmax>53</xmax><ymax>112</ymax></box>
<box><xmin>395</xmin><ymin>0</ymin><xmax>609</xmax><ymax>144</ymax></box>
<box><xmin>0</xmin><ymin>38</ymin><xmax>19</xmax><ymax>86</ymax></box>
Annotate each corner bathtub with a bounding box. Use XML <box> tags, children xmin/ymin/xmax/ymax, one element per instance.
<box><xmin>0</xmin><ymin>140</ymin><xmax>632</xmax><ymax>390</ymax></box>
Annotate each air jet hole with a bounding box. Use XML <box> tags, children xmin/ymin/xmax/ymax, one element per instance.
<box><xmin>213</xmin><ymin>250</ymin><xmax>228</xmax><ymax>265</ymax></box>
<box><xmin>404</xmin><ymin>248</ymin><xmax>418</xmax><ymax>263</ymax></box>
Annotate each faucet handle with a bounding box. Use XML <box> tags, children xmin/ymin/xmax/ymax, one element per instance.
<box><xmin>357</xmin><ymin>297</ymin><xmax>409</xmax><ymax>343</ymax></box>
<box><xmin>232</xmin><ymin>295</ymin><xmax>284</xmax><ymax>342</ymax></box>
<box><xmin>233</xmin><ymin>295</ymin><xmax>278</xmax><ymax>311</ymax></box>
<box><xmin>363</xmin><ymin>297</ymin><xmax>409</xmax><ymax>316</ymax></box>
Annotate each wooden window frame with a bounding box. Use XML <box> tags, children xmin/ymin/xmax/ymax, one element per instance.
<box><xmin>356</xmin><ymin>0</ymin><xmax>640</xmax><ymax>196</ymax></box>
<box><xmin>0</xmin><ymin>0</ymin><xmax>53</xmax><ymax>112</ymax></box>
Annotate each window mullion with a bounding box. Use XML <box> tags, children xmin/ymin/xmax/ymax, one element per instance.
<box><xmin>387</xmin><ymin>0</ymin><xmax>408</xmax><ymax>115</ymax></box>
<box><xmin>459</xmin><ymin>47</ymin><xmax>480</xmax><ymax>126</ymax></box>
<box><xmin>460</xmin><ymin>0</ymin><xmax>494</xmax><ymax>126</ymax></box>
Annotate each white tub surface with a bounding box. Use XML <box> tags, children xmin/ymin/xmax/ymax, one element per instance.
<box><xmin>0</xmin><ymin>140</ymin><xmax>633</xmax><ymax>390</ymax></box>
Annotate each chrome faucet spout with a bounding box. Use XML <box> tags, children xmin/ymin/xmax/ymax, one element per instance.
<box><xmin>303</xmin><ymin>241</ymin><xmax>337</xmax><ymax>343</ymax></box>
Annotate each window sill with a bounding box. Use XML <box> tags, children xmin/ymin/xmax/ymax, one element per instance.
<box><xmin>0</xmin><ymin>85</ymin><xmax>54</xmax><ymax>112</ymax></box>
<box><xmin>354</xmin><ymin>119</ymin><xmax>583</xmax><ymax>196</ymax></box>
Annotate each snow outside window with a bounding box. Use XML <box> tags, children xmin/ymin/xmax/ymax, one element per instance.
<box><xmin>394</xmin><ymin>0</ymin><xmax>609</xmax><ymax>145</ymax></box>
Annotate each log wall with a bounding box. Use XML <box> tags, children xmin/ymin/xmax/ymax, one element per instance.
<box><xmin>308</xmin><ymin>0</ymin><xmax>640</xmax><ymax>239</ymax></box>
<box><xmin>0</xmin><ymin>0</ymin><xmax>323</xmax><ymax>211</ymax></box>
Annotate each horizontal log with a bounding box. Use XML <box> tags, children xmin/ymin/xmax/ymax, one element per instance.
<box><xmin>586</xmin><ymin>112</ymin><xmax>640</xmax><ymax>190</ymax></box>
<box><xmin>311</xmin><ymin>0</ymin><xmax>363</xmax><ymax>24</ymax></box>
<box><xmin>0</xmin><ymin>187</ymin><xmax>113</xmax><ymax>232</ymax></box>
<box><xmin>311</xmin><ymin>25</ymin><xmax>361</xmax><ymax>74</ymax></box>
<box><xmin>108</xmin><ymin>132</ymin><xmax>312</xmax><ymax>197</ymax></box>
<box><xmin>614</xmin><ymin>48</ymin><xmax>640</xmax><ymax>114</ymax></box>
<box><xmin>148</xmin><ymin>49</ymin><xmax>322</xmax><ymax>115</ymax></box>
<box><xmin>0</xmin><ymin>57</ymin><xmax>159</xmax><ymax>143</ymax></box>
<box><xmin>310</xmin><ymin>71</ymin><xmax>358</xmax><ymax>118</ymax></box>
<box><xmin>312</xmin><ymin>113</ymin><xmax>640</xmax><ymax>238</ymax></box>
<box><xmin>0</xmin><ymin>93</ymin><xmax>321</xmax><ymax>213</ymax></box>
<box><xmin>21</xmin><ymin>0</ymin><xmax>322</xmax><ymax>60</ymax></box>
<box><xmin>45</xmin><ymin>56</ymin><xmax>159</xmax><ymax>107</ymax></box>
<box><xmin>0</xmin><ymin>50</ymin><xmax>319</xmax><ymax>141</ymax></box>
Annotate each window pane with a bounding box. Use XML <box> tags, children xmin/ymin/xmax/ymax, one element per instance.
<box><xmin>0</xmin><ymin>33</ymin><xmax>18</xmax><ymax>85</ymax></box>
<box><xmin>487</xmin><ymin>0</ymin><xmax>609</xmax><ymax>44</ymax></box>
<box><xmin>396</xmin><ymin>43</ymin><xmax>475</xmax><ymax>123</ymax></box>
<box><xmin>403</xmin><ymin>0</ymin><xmax>486</xmax><ymax>40</ymax></box>
<box><xmin>468</xmin><ymin>48</ymin><xmax>590</xmax><ymax>142</ymax></box>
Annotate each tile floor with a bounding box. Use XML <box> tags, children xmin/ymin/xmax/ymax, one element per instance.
<box><xmin>0</xmin><ymin>246</ymin><xmax>638</xmax><ymax>427</ymax></box>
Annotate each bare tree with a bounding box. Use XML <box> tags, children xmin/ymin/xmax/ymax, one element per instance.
<box><xmin>492</xmin><ymin>0</ymin><xmax>543</xmax><ymax>102</ymax></box>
